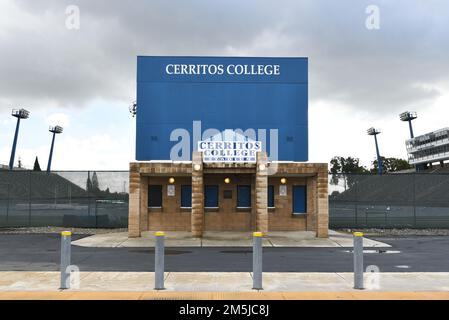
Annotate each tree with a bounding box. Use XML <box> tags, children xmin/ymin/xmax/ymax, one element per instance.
<box><xmin>329</xmin><ymin>156</ymin><xmax>369</xmax><ymax>190</ymax></box>
<box><xmin>33</xmin><ymin>156</ymin><xmax>42</xmax><ymax>171</ymax></box>
<box><xmin>371</xmin><ymin>157</ymin><xmax>412</xmax><ymax>173</ymax></box>
<box><xmin>329</xmin><ymin>156</ymin><xmax>369</xmax><ymax>174</ymax></box>
<box><xmin>91</xmin><ymin>171</ymin><xmax>100</xmax><ymax>192</ymax></box>
<box><xmin>86</xmin><ymin>176</ymin><xmax>92</xmax><ymax>192</ymax></box>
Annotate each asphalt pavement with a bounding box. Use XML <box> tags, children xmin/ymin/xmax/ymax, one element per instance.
<box><xmin>0</xmin><ymin>233</ymin><xmax>448</xmax><ymax>272</ymax></box>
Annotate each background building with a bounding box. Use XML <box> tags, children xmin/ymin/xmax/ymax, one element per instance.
<box><xmin>406</xmin><ymin>128</ymin><xmax>449</xmax><ymax>171</ymax></box>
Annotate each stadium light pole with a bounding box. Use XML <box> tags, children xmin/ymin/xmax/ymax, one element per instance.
<box><xmin>47</xmin><ymin>126</ymin><xmax>63</xmax><ymax>173</ymax></box>
<box><xmin>399</xmin><ymin>111</ymin><xmax>418</xmax><ymax>138</ymax></box>
<box><xmin>367</xmin><ymin>127</ymin><xmax>383</xmax><ymax>175</ymax></box>
<box><xmin>9</xmin><ymin>108</ymin><xmax>30</xmax><ymax>170</ymax></box>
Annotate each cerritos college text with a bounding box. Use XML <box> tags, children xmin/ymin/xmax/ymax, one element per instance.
<box><xmin>165</xmin><ymin>63</ymin><xmax>281</xmax><ymax>76</ymax></box>
<box><xmin>199</xmin><ymin>141</ymin><xmax>262</xmax><ymax>163</ymax></box>
<box><xmin>129</xmin><ymin>56</ymin><xmax>328</xmax><ymax>239</ymax></box>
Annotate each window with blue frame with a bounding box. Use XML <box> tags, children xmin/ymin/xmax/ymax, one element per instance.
<box><xmin>293</xmin><ymin>185</ymin><xmax>307</xmax><ymax>214</ymax></box>
<box><xmin>204</xmin><ymin>185</ymin><xmax>219</xmax><ymax>208</ymax></box>
<box><xmin>268</xmin><ymin>185</ymin><xmax>275</xmax><ymax>208</ymax></box>
<box><xmin>237</xmin><ymin>185</ymin><xmax>251</xmax><ymax>208</ymax></box>
<box><xmin>181</xmin><ymin>185</ymin><xmax>192</xmax><ymax>208</ymax></box>
<box><xmin>148</xmin><ymin>185</ymin><xmax>162</xmax><ymax>207</ymax></box>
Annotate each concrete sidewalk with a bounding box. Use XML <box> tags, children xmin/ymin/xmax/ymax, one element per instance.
<box><xmin>1</xmin><ymin>271</ymin><xmax>448</xmax><ymax>292</ymax></box>
<box><xmin>72</xmin><ymin>230</ymin><xmax>390</xmax><ymax>248</ymax></box>
<box><xmin>1</xmin><ymin>291</ymin><xmax>449</xmax><ymax>300</ymax></box>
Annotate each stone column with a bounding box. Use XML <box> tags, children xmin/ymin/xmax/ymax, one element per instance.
<box><xmin>128</xmin><ymin>163</ymin><xmax>141</xmax><ymax>237</ymax></box>
<box><xmin>306</xmin><ymin>176</ymin><xmax>316</xmax><ymax>231</ymax></box>
<box><xmin>191</xmin><ymin>151</ymin><xmax>204</xmax><ymax>237</ymax></box>
<box><xmin>255</xmin><ymin>152</ymin><xmax>268</xmax><ymax>233</ymax></box>
<box><xmin>316</xmin><ymin>167</ymin><xmax>329</xmax><ymax>238</ymax></box>
<box><xmin>139</xmin><ymin>175</ymin><xmax>149</xmax><ymax>232</ymax></box>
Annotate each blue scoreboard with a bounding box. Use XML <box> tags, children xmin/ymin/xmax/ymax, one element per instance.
<box><xmin>136</xmin><ymin>56</ymin><xmax>308</xmax><ymax>161</ymax></box>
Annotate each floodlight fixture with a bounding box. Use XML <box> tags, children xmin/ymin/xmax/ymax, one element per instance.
<box><xmin>399</xmin><ymin>111</ymin><xmax>418</xmax><ymax>139</ymax></box>
<box><xmin>129</xmin><ymin>101</ymin><xmax>137</xmax><ymax>117</ymax></box>
<box><xmin>367</xmin><ymin>127</ymin><xmax>381</xmax><ymax>136</ymax></box>
<box><xmin>49</xmin><ymin>125</ymin><xmax>64</xmax><ymax>134</ymax></box>
<box><xmin>399</xmin><ymin>111</ymin><xmax>417</xmax><ymax>122</ymax></box>
<box><xmin>11</xmin><ymin>108</ymin><xmax>30</xmax><ymax>119</ymax></box>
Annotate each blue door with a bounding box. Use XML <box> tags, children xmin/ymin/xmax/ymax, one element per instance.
<box><xmin>237</xmin><ymin>185</ymin><xmax>251</xmax><ymax>208</ymax></box>
<box><xmin>293</xmin><ymin>185</ymin><xmax>307</xmax><ymax>214</ymax></box>
<box><xmin>204</xmin><ymin>185</ymin><xmax>219</xmax><ymax>208</ymax></box>
<box><xmin>148</xmin><ymin>185</ymin><xmax>162</xmax><ymax>207</ymax></box>
<box><xmin>181</xmin><ymin>185</ymin><xmax>192</xmax><ymax>208</ymax></box>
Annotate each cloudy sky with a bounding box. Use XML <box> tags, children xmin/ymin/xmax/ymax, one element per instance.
<box><xmin>0</xmin><ymin>0</ymin><xmax>448</xmax><ymax>170</ymax></box>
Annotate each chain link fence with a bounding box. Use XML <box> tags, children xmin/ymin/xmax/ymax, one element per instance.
<box><xmin>1</xmin><ymin>171</ymin><xmax>449</xmax><ymax>229</ymax></box>
<box><xmin>329</xmin><ymin>173</ymin><xmax>449</xmax><ymax>228</ymax></box>
<box><xmin>0</xmin><ymin>171</ymin><xmax>129</xmax><ymax>228</ymax></box>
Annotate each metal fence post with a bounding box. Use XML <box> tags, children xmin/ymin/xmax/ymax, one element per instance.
<box><xmin>154</xmin><ymin>231</ymin><xmax>165</xmax><ymax>290</ymax></box>
<box><xmin>87</xmin><ymin>171</ymin><xmax>91</xmax><ymax>216</ymax></box>
<box><xmin>60</xmin><ymin>230</ymin><xmax>72</xmax><ymax>289</ymax></box>
<box><xmin>355</xmin><ymin>175</ymin><xmax>358</xmax><ymax>227</ymax></box>
<box><xmin>95</xmin><ymin>200</ymin><xmax>98</xmax><ymax>228</ymax></box>
<box><xmin>353</xmin><ymin>232</ymin><xmax>364</xmax><ymax>289</ymax></box>
<box><xmin>413</xmin><ymin>174</ymin><xmax>417</xmax><ymax>228</ymax></box>
<box><xmin>252</xmin><ymin>231</ymin><xmax>263</xmax><ymax>290</ymax></box>
<box><xmin>28</xmin><ymin>171</ymin><xmax>31</xmax><ymax>227</ymax></box>
<box><xmin>6</xmin><ymin>183</ymin><xmax>10</xmax><ymax>226</ymax></box>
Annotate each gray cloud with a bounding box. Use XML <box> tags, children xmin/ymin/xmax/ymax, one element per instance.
<box><xmin>1</xmin><ymin>0</ymin><xmax>448</xmax><ymax>113</ymax></box>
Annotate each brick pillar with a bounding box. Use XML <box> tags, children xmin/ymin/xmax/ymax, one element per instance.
<box><xmin>316</xmin><ymin>167</ymin><xmax>329</xmax><ymax>238</ymax></box>
<box><xmin>128</xmin><ymin>163</ymin><xmax>141</xmax><ymax>237</ymax></box>
<box><xmin>139</xmin><ymin>176</ymin><xmax>149</xmax><ymax>232</ymax></box>
<box><xmin>306</xmin><ymin>176</ymin><xmax>316</xmax><ymax>231</ymax></box>
<box><xmin>191</xmin><ymin>151</ymin><xmax>204</xmax><ymax>237</ymax></box>
<box><xmin>255</xmin><ymin>152</ymin><xmax>268</xmax><ymax>233</ymax></box>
